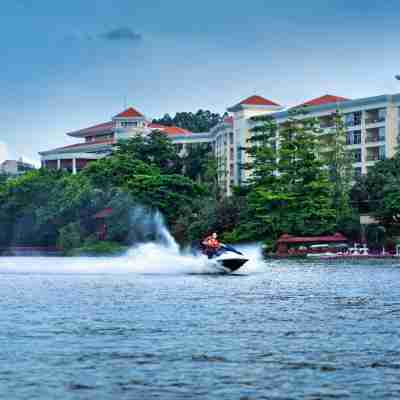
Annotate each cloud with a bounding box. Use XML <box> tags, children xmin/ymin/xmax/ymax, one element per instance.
<box><xmin>62</xmin><ymin>28</ymin><xmax>142</xmax><ymax>45</ymax></box>
<box><xmin>99</xmin><ymin>27</ymin><xmax>142</xmax><ymax>42</ymax></box>
<box><xmin>0</xmin><ymin>141</ymin><xmax>10</xmax><ymax>163</ymax></box>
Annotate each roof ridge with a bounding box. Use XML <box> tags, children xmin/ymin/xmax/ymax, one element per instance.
<box><xmin>114</xmin><ymin>107</ymin><xmax>144</xmax><ymax>118</ymax></box>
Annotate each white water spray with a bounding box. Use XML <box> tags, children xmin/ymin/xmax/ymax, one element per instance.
<box><xmin>0</xmin><ymin>207</ymin><xmax>266</xmax><ymax>275</ymax></box>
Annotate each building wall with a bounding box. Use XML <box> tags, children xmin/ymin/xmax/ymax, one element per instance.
<box><xmin>230</xmin><ymin>96</ymin><xmax>400</xmax><ymax>184</ymax></box>
<box><xmin>39</xmin><ymin>94</ymin><xmax>400</xmax><ymax>197</ymax></box>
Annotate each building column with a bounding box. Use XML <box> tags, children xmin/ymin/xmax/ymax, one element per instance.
<box><xmin>57</xmin><ymin>159</ymin><xmax>61</xmax><ymax>170</ymax></box>
<box><xmin>72</xmin><ymin>158</ymin><xmax>77</xmax><ymax>174</ymax></box>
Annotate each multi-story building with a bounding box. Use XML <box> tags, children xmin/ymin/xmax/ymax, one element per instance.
<box><xmin>40</xmin><ymin>93</ymin><xmax>400</xmax><ymax>195</ymax></box>
<box><xmin>227</xmin><ymin>93</ymin><xmax>400</xmax><ymax>183</ymax></box>
<box><xmin>1</xmin><ymin>159</ymin><xmax>36</xmax><ymax>176</ymax></box>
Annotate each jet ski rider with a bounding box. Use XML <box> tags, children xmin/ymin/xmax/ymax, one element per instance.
<box><xmin>202</xmin><ymin>232</ymin><xmax>221</xmax><ymax>258</ymax></box>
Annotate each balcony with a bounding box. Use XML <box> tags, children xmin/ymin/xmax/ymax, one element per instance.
<box><xmin>346</xmin><ymin>131</ymin><xmax>362</xmax><ymax>145</ymax></box>
<box><xmin>365</xmin><ymin>127</ymin><xmax>385</xmax><ymax>143</ymax></box>
<box><xmin>319</xmin><ymin>116</ymin><xmax>335</xmax><ymax>129</ymax></box>
<box><xmin>365</xmin><ymin>117</ymin><xmax>385</xmax><ymax>125</ymax></box>
<box><xmin>345</xmin><ymin>111</ymin><xmax>362</xmax><ymax>127</ymax></box>
<box><xmin>366</xmin><ymin>148</ymin><xmax>385</xmax><ymax>162</ymax></box>
<box><xmin>366</xmin><ymin>135</ymin><xmax>384</xmax><ymax>144</ymax></box>
<box><xmin>365</xmin><ymin>108</ymin><xmax>386</xmax><ymax>125</ymax></box>
<box><xmin>366</xmin><ymin>154</ymin><xmax>385</xmax><ymax>162</ymax></box>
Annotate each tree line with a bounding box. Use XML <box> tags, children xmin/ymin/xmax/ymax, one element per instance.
<box><xmin>1</xmin><ymin>107</ymin><xmax>399</xmax><ymax>254</ymax></box>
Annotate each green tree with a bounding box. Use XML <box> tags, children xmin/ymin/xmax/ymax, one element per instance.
<box><xmin>182</xmin><ymin>143</ymin><xmax>213</xmax><ymax>182</ymax></box>
<box><xmin>153</xmin><ymin>110</ymin><xmax>226</xmax><ymax>132</ymax></box>
<box><xmin>323</xmin><ymin>109</ymin><xmax>354</xmax><ymax>222</ymax></box>
<box><xmin>356</xmin><ymin>155</ymin><xmax>400</xmax><ymax>235</ymax></box>
<box><xmin>236</xmin><ymin>108</ymin><xmax>339</xmax><ymax>246</ymax></box>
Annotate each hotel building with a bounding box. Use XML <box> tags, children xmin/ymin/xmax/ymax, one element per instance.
<box><xmin>40</xmin><ymin>93</ymin><xmax>400</xmax><ymax>195</ymax></box>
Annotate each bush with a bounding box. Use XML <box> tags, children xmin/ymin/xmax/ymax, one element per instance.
<box><xmin>57</xmin><ymin>222</ymin><xmax>82</xmax><ymax>252</ymax></box>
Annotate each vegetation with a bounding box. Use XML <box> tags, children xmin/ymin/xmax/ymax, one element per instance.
<box><xmin>351</xmin><ymin>154</ymin><xmax>400</xmax><ymax>239</ymax></box>
<box><xmin>153</xmin><ymin>110</ymin><xmax>226</xmax><ymax>132</ymax></box>
<box><xmin>3</xmin><ymin>107</ymin><xmax>400</xmax><ymax>255</ymax></box>
<box><xmin>0</xmin><ymin>132</ymin><xmax>207</xmax><ymax>252</ymax></box>
<box><xmin>226</xmin><ymin>108</ymin><xmax>340</xmax><ymax>249</ymax></box>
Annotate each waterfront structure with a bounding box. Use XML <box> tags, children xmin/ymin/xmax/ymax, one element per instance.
<box><xmin>0</xmin><ymin>159</ymin><xmax>35</xmax><ymax>176</ymax></box>
<box><xmin>40</xmin><ymin>107</ymin><xmax>214</xmax><ymax>174</ymax></box>
<box><xmin>40</xmin><ymin>92</ymin><xmax>400</xmax><ymax>195</ymax></box>
<box><xmin>276</xmin><ymin>233</ymin><xmax>348</xmax><ymax>256</ymax></box>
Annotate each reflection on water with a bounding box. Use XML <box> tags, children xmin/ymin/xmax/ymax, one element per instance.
<box><xmin>1</xmin><ymin>254</ymin><xmax>400</xmax><ymax>399</ymax></box>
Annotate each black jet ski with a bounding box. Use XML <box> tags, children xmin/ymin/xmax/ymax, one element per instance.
<box><xmin>201</xmin><ymin>243</ymin><xmax>249</xmax><ymax>273</ymax></box>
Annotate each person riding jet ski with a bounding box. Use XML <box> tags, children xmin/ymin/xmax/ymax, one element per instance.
<box><xmin>200</xmin><ymin>232</ymin><xmax>249</xmax><ymax>272</ymax></box>
<box><xmin>202</xmin><ymin>232</ymin><xmax>221</xmax><ymax>258</ymax></box>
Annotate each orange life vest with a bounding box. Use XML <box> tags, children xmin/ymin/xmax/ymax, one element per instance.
<box><xmin>205</xmin><ymin>237</ymin><xmax>220</xmax><ymax>249</ymax></box>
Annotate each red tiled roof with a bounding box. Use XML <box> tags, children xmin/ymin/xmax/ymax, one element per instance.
<box><xmin>114</xmin><ymin>107</ymin><xmax>144</xmax><ymax>118</ymax></box>
<box><xmin>67</xmin><ymin>121</ymin><xmax>113</xmax><ymax>137</ymax></box>
<box><xmin>277</xmin><ymin>233</ymin><xmax>348</xmax><ymax>244</ymax></box>
<box><xmin>299</xmin><ymin>95</ymin><xmax>349</xmax><ymax>107</ymax></box>
<box><xmin>41</xmin><ymin>139</ymin><xmax>115</xmax><ymax>154</ymax></box>
<box><xmin>149</xmin><ymin>123</ymin><xmax>191</xmax><ymax>135</ymax></box>
<box><xmin>239</xmin><ymin>95</ymin><xmax>281</xmax><ymax>107</ymax></box>
<box><xmin>149</xmin><ymin>123</ymin><xmax>167</xmax><ymax>130</ymax></box>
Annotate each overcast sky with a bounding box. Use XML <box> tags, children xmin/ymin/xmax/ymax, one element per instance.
<box><xmin>1</xmin><ymin>0</ymin><xmax>400</xmax><ymax>164</ymax></box>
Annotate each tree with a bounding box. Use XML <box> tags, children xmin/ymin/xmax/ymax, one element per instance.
<box><xmin>112</xmin><ymin>130</ymin><xmax>183</xmax><ymax>174</ymax></box>
<box><xmin>0</xmin><ymin>173</ymin><xmax>8</xmax><ymax>186</ymax></box>
<box><xmin>236</xmin><ymin>108</ymin><xmax>339</xmax><ymax>246</ymax></box>
<box><xmin>356</xmin><ymin>155</ymin><xmax>400</xmax><ymax>235</ymax></box>
<box><xmin>182</xmin><ymin>143</ymin><xmax>213</xmax><ymax>182</ymax></box>
<box><xmin>153</xmin><ymin>110</ymin><xmax>226</xmax><ymax>132</ymax></box>
<box><xmin>322</xmin><ymin>109</ymin><xmax>354</xmax><ymax>223</ymax></box>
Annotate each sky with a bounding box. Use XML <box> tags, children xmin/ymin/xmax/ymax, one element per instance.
<box><xmin>1</xmin><ymin>0</ymin><xmax>400</xmax><ymax>165</ymax></box>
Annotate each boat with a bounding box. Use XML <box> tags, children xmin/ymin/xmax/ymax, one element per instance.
<box><xmin>204</xmin><ymin>244</ymin><xmax>249</xmax><ymax>273</ymax></box>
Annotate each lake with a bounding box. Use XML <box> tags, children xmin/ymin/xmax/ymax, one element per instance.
<box><xmin>1</xmin><ymin>247</ymin><xmax>400</xmax><ymax>399</ymax></box>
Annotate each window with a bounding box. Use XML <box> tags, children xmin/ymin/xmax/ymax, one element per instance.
<box><xmin>354</xmin><ymin>167</ymin><xmax>362</xmax><ymax>179</ymax></box>
<box><xmin>345</xmin><ymin>111</ymin><xmax>362</xmax><ymax>127</ymax></box>
<box><xmin>121</xmin><ymin>121</ymin><xmax>138</xmax><ymax>127</ymax></box>
<box><xmin>366</xmin><ymin>108</ymin><xmax>386</xmax><ymax>124</ymax></box>
<box><xmin>378</xmin><ymin>108</ymin><xmax>386</xmax><ymax>120</ymax></box>
<box><xmin>378</xmin><ymin>127</ymin><xmax>385</xmax><ymax>141</ymax></box>
<box><xmin>379</xmin><ymin>146</ymin><xmax>386</xmax><ymax>160</ymax></box>
<box><xmin>351</xmin><ymin>149</ymin><xmax>362</xmax><ymax>163</ymax></box>
<box><xmin>229</xmin><ymin>132</ymin><xmax>234</xmax><ymax>145</ymax></box>
<box><xmin>346</xmin><ymin>130</ymin><xmax>361</xmax><ymax>145</ymax></box>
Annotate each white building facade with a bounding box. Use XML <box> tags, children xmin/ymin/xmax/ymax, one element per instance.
<box><xmin>40</xmin><ymin>93</ymin><xmax>400</xmax><ymax>195</ymax></box>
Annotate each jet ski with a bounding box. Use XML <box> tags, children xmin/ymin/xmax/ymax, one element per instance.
<box><xmin>203</xmin><ymin>244</ymin><xmax>249</xmax><ymax>273</ymax></box>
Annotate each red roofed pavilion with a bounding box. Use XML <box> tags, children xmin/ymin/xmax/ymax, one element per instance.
<box><xmin>276</xmin><ymin>233</ymin><xmax>348</xmax><ymax>256</ymax></box>
<box><xmin>240</xmin><ymin>95</ymin><xmax>281</xmax><ymax>107</ymax></box>
<box><xmin>228</xmin><ymin>95</ymin><xmax>282</xmax><ymax>112</ymax></box>
<box><xmin>299</xmin><ymin>95</ymin><xmax>349</xmax><ymax>107</ymax></box>
<box><xmin>114</xmin><ymin>107</ymin><xmax>144</xmax><ymax>118</ymax></box>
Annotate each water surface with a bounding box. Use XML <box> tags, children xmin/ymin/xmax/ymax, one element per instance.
<box><xmin>1</xmin><ymin>252</ymin><xmax>400</xmax><ymax>399</ymax></box>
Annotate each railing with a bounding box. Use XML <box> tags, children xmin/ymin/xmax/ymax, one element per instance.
<box><xmin>366</xmin><ymin>136</ymin><xmax>385</xmax><ymax>143</ymax></box>
<box><xmin>346</xmin><ymin>137</ymin><xmax>362</xmax><ymax>145</ymax></box>
<box><xmin>365</xmin><ymin>117</ymin><xmax>385</xmax><ymax>124</ymax></box>
<box><xmin>366</xmin><ymin>154</ymin><xmax>385</xmax><ymax>162</ymax></box>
